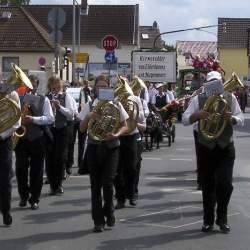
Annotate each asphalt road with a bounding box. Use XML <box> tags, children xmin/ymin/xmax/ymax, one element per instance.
<box><xmin>0</xmin><ymin>109</ymin><xmax>250</xmax><ymax>250</ymax></box>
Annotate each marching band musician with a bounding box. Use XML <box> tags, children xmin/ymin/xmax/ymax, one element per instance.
<box><xmin>182</xmin><ymin>71</ymin><xmax>244</xmax><ymax>233</ymax></box>
<box><xmin>46</xmin><ymin>77</ymin><xmax>76</xmax><ymax>195</ymax></box>
<box><xmin>77</xmin><ymin>80</ymin><xmax>92</xmax><ymax>175</ymax></box>
<box><xmin>78</xmin><ymin>75</ymin><xmax>128</xmax><ymax>232</ymax></box>
<box><xmin>151</xmin><ymin>83</ymin><xmax>170</xmax><ymax>111</ymax></box>
<box><xmin>0</xmin><ymin>89</ymin><xmax>21</xmax><ymax>226</ymax></box>
<box><xmin>114</xmin><ymin>79</ymin><xmax>146</xmax><ymax>209</ymax></box>
<box><xmin>15</xmin><ymin>75</ymin><xmax>54</xmax><ymax>210</ymax></box>
<box><xmin>132</xmin><ymin>80</ymin><xmax>148</xmax><ymax>200</ymax></box>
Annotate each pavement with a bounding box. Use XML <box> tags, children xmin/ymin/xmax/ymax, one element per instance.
<box><xmin>0</xmin><ymin>109</ymin><xmax>250</xmax><ymax>250</ymax></box>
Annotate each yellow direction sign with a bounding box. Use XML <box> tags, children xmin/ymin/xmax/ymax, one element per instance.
<box><xmin>69</xmin><ymin>53</ymin><xmax>89</xmax><ymax>63</ymax></box>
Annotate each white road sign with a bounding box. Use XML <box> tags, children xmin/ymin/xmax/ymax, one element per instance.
<box><xmin>132</xmin><ymin>51</ymin><xmax>176</xmax><ymax>82</ymax></box>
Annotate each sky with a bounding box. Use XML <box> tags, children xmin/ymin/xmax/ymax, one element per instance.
<box><xmin>31</xmin><ymin>0</ymin><xmax>250</xmax><ymax>45</ymax></box>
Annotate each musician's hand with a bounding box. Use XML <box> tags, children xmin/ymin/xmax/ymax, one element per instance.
<box><xmin>51</xmin><ymin>100</ymin><xmax>61</xmax><ymax>110</ymax></box>
<box><xmin>191</xmin><ymin>111</ymin><xmax>209</xmax><ymax>123</ymax></box>
<box><xmin>22</xmin><ymin>116</ymin><xmax>33</xmax><ymax>125</ymax></box>
<box><xmin>88</xmin><ymin>111</ymin><xmax>101</xmax><ymax>122</ymax></box>
<box><xmin>224</xmin><ymin>111</ymin><xmax>233</xmax><ymax>122</ymax></box>
<box><xmin>105</xmin><ymin>132</ymin><xmax>118</xmax><ymax>140</ymax></box>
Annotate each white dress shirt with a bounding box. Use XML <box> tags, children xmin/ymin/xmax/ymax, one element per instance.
<box><xmin>141</xmin><ymin>98</ymin><xmax>149</xmax><ymax>118</ymax></box>
<box><xmin>32</xmin><ymin>96</ymin><xmax>54</xmax><ymax>125</ymax></box>
<box><xmin>127</xmin><ymin>95</ymin><xmax>146</xmax><ymax>135</ymax></box>
<box><xmin>182</xmin><ymin>93</ymin><xmax>244</xmax><ymax>127</ymax></box>
<box><xmin>148</xmin><ymin>87</ymin><xmax>158</xmax><ymax>104</ymax></box>
<box><xmin>166</xmin><ymin>90</ymin><xmax>175</xmax><ymax>102</ymax></box>
<box><xmin>78</xmin><ymin>98</ymin><xmax>129</xmax><ymax>123</ymax></box>
<box><xmin>58</xmin><ymin>93</ymin><xmax>77</xmax><ymax>121</ymax></box>
<box><xmin>0</xmin><ymin>91</ymin><xmax>21</xmax><ymax>140</ymax></box>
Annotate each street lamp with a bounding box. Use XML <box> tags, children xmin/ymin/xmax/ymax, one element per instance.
<box><xmin>153</xmin><ymin>24</ymin><xmax>218</xmax><ymax>49</ymax></box>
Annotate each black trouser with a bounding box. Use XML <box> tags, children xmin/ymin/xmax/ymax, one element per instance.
<box><xmin>45</xmin><ymin>126</ymin><xmax>68</xmax><ymax>190</ymax></box>
<box><xmin>114</xmin><ymin>134</ymin><xmax>138</xmax><ymax>202</ymax></box>
<box><xmin>135</xmin><ymin>140</ymin><xmax>143</xmax><ymax>195</ymax></box>
<box><xmin>15</xmin><ymin>137</ymin><xmax>45</xmax><ymax>204</ymax></box>
<box><xmin>193</xmin><ymin>130</ymin><xmax>201</xmax><ymax>185</ymax></box>
<box><xmin>199</xmin><ymin>142</ymin><xmax>235</xmax><ymax>225</ymax></box>
<box><xmin>66</xmin><ymin>121</ymin><xmax>78</xmax><ymax>170</ymax></box>
<box><xmin>0</xmin><ymin>137</ymin><xmax>13</xmax><ymax>214</ymax></box>
<box><xmin>87</xmin><ymin>144</ymin><xmax>119</xmax><ymax>225</ymax></box>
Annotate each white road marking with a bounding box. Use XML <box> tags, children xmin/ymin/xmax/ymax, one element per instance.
<box><xmin>170</xmin><ymin>158</ymin><xmax>193</xmax><ymax>161</ymax></box>
<box><xmin>143</xmin><ymin>157</ymin><xmax>162</xmax><ymax>160</ymax></box>
<box><xmin>159</xmin><ymin>188</ymin><xmax>186</xmax><ymax>192</ymax></box>
<box><xmin>119</xmin><ymin>206</ymin><xmax>196</xmax><ymax>222</ymax></box>
<box><xmin>145</xmin><ymin>177</ymin><xmax>177</xmax><ymax>180</ymax></box>
<box><xmin>176</xmin><ymin>148</ymin><xmax>192</xmax><ymax>151</ymax></box>
<box><xmin>185</xmin><ymin>178</ymin><xmax>196</xmax><ymax>181</ymax></box>
<box><xmin>43</xmin><ymin>175</ymin><xmax>89</xmax><ymax>178</ymax></box>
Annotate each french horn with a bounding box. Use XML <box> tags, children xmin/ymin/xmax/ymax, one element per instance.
<box><xmin>88</xmin><ymin>100</ymin><xmax>120</xmax><ymax>141</ymax></box>
<box><xmin>200</xmin><ymin>72</ymin><xmax>244</xmax><ymax>140</ymax></box>
<box><xmin>115</xmin><ymin>76</ymin><xmax>139</xmax><ymax>134</ymax></box>
<box><xmin>0</xmin><ymin>63</ymin><xmax>33</xmax><ymax>134</ymax></box>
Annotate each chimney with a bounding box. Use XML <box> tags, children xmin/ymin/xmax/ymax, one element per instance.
<box><xmin>153</xmin><ymin>21</ymin><xmax>158</xmax><ymax>28</ymax></box>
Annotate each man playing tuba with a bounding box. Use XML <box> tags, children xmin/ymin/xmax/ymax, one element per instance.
<box><xmin>182</xmin><ymin>71</ymin><xmax>244</xmax><ymax>233</ymax></box>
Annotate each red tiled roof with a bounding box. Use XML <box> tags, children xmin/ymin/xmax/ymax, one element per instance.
<box><xmin>24</xmin><ymin>5</ymin><xmax>139</xmax><ymax>46</ymax></box>
<box><xmin>0</xmin><ymin>7</ymin><xmax>54</xmax><ymax>52</ymax></box>
<box><xmin>139</xmin><ymin>26</ymin><xmax>164</xmax><ymax>49</ymax></box>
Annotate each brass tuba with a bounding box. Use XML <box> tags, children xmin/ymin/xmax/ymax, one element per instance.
<box><xmin>115</xmin><ymin>76</ymin><xmax>139</xmax><ymax>134</ymax></box>
<box><xmin>88</xmin><ymin>100</ymin><xmax>121</xmax><ymax>141</ymax></box>
<box><xmin>200</xmin><ymin>72</ymin><xmax>244</xmax><ymax>140</ymax></box>
<box><xmin>0</xmin><ymin>63</ymin><xmax>33</xmax><ymax>135</ymax></box>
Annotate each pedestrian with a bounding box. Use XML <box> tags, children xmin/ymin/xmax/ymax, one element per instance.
<box><xmin>46</xmin><ymin>77</ymin><xmax>76</xmax><ymax>195</ymax></box>
<box><xmin>182</xmin><ymin>71</ymin><xmax>244</xmax><ymax>233</ymax></box>
<box><xmin>78</xmin><ymin>75</ymin><xmax>128</xmax><ymax>232</ymax></box>
<box><xmin>15</xmin><ymin>75</ymin><xmax>54</xmax><ymax>210</ymax></box>
<box><xmin>0</xmin><ymin>89</ymin><xmax>21</xmax><ymax>226</ymax></box>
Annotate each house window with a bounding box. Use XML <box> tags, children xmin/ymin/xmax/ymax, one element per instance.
<box><xmin>2</xmin><ymin>57</ymin><xmax>19</xmax><ymax>72</ymax></box>
<box><xmin>142</xmin><ymin>33</ymin><xmax>149</xmax><ymax>39</ymax></box>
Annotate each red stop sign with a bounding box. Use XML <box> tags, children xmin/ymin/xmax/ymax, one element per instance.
<box><xmin>102</xmin><ymin>35</ymin><xmax>119</xmax><ymax>51</ymax></box>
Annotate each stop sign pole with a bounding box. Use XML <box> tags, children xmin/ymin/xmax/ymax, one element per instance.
<box><xmin>102</xmin><ymin>35</ymin><xmax>119</xmax><ymax>82</ymax></box>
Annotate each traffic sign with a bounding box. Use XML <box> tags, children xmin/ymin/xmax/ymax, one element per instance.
<box><xmin>102</xmin><ymin>35</ymin><xmax>119</xmax><ymax>51</ymax></box>
<box><xmin>69</xmin><ymin>53</ymin><xmax>89</xmax><ymax>63</ymax></box>
<box><xmin>104</xmin><ymin>51</ymin><xmax>117</xmax><ymax>63</ymax></box>
<box><xmin>38</xmin><ymin>57</ymin><xmax>46</xmax><ymax>66</ymax></box>
<box><xmin>75</xmin><ymin>67</ymin><xmax>84</xmax><ymax>73</ymax></box>
<box><xmin>50</xmin><ymin>30</ymin><xmax>63</xmax><ymax>44</ymax></box>
<box><xmin>48</xmin><ymin>7</ymin><xmax>66</xmax><ymax>30</ymax></box>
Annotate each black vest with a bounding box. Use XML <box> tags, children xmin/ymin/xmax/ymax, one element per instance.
<box><xmin>23</xmin><ymin>95</ymin><xmax>45</xmax><ymax>142</ymax></box>
<box><xmin>198</xmin><ymin>92</ymin><xmax>233</xmax><ymax>149</ymax></box>
<box><xmin>47</xmin><ymin>93</ymin><xmax>68</xmax><ymax>129</ymax></box>
<box><xmin>155</xmin><ymin>94</ymin><xmax>167</xmax><ymax>109</ymax></box>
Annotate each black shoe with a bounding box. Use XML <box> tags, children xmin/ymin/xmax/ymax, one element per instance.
<box><xmin>93</xmin><ymin>225</ymin><xmax>104</xmax><ymax>233</ymax></box>
<box><xmin>66</xmin><ymin>168</ymin><xmax>72</xmax><ymax>175</ymax></box>
<box><xmin>49</xmin><ymin>189</ymin><xmax>57</xmax><ymax>196</ymax></box>
<box><xmin>216</xmin><ymin>222</ymin><xmax>230</xmax><ymax>234</ymax></box>
<box><xmin>3</xmin><ymin>212</ymin><xmax>12</xmax><ymax>226</ymax></box>
<box><xmin>106</xmin><ymin>214</ymin><xmax>116</xmax><ymax>227</ymax></box>
<box><xmin>56</xmin><ymin>186</ymin><xmax>64</xmax><ymax>195</ymax></box>
<box><xmin>19</xmin><ymin>199</ymin><xmax>27</xmax><ymax>208</ymax></box>
<box><xmin>201</xmin><ymin>224</ymin><xmax>214</xmax><ymax>232</ymax></box>
<box><xmin>129</xmin><ymin>198</ymin><xmax>137</xmax><ymax>206</ymax></box>
<box><xmin>30</xmin><ymin>203</ymin><xmax>39</xmax><ymax>210</ymax></box>
<box><xmin>44</xmin><ymin>178</ymin><xmax>50</xmax><ymax>185</ymax></box>
<box><xmin>115</xmin><ymin>201</ymin><xmax>125</xmax><ymax>209</ymax></box>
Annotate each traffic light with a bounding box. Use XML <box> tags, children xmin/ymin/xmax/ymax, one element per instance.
<box><xmin>63</xmin><ymin>47</ymin><xmax>71</xmax><ymax>68</ymax></box>
<box><xmin>58</xmin><ymin>46</ymin><xmax>71</xmax><ymax>69</ymax></box>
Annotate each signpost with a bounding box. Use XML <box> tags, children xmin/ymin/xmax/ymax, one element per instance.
<box><xmin>47</xmin><ymin>7</ymin><xmax>66</xmax><ymax>74</ymax></box>
<box><xmin>132</xmin><ymin>51</ymin><xmax>176</xmax><ymax>82</ymax></box>
<box><xmin>102</xmin><ymin>35</ymin><xmax>119</xmax><ymax>82</ymax></box>
<box><xmin>102</xmin><ymin>35</ymin><xmax>119</xmax><ymax>51</ymax></box>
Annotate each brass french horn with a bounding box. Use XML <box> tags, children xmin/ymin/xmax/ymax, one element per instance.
<box><xmin>0</xmin><ymin>63</ymin><xmax>33</xmax><ymax>135</ymax></box>
<box><xmin>200</xmin><ymin>72</ymin><xmax>244</xmax><ymax>140</ymax></box>
<box><xmin>115</xmin><ymin>76</ymin><xmax>139</xmax><ymax>134</ymax></box>
<box><xmin>88</xmin><ymin>101</ymin><xmax>121</xmax><ymax>141</ymax></box>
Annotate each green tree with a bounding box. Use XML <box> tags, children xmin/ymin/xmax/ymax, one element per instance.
<box><xmin>0</xmin><ymin>0</ymin><xmax>30</xmax><ymax>5</ymax></box>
